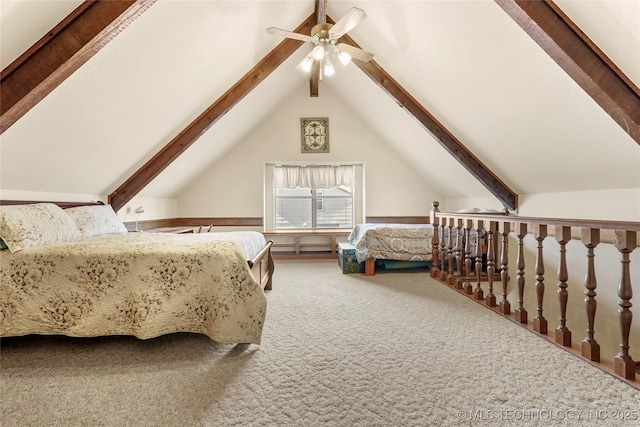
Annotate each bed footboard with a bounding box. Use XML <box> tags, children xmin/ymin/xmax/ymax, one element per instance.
<box><xmin>248</xmin><ymin>240</ymin><xmax>274</xmax><ymax>290</ymax></box>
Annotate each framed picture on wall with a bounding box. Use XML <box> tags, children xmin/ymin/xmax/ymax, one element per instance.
<box><xmin>301</xmin><ymin>117</ymin><xmax>329</xmax><ymax>153</ymax></box>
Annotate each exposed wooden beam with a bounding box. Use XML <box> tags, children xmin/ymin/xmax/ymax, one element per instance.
<box><xmin>309</xmin><ymin>0</ymin><xmax>325</xmax><ymax>96</ymax></box>
<box><xmin>310</xmin><ymin>60</ymin><xmax>320</xmax><ymax>97</ymax></box>
<box><xmin>108</xmin><ymin>14</ymin><xmax>317</xmax><ymax>212</ymax></box>
<box><xmin>331</xmin><ymin>24</ymin><xmax>518</xmax><ymax>211</ymax></box>
<box><xmin>0</xmin><ymin>0</ymin><xmax>155</xmax><ymax>135</ymax></box>
<box><xmin>495</xmin><ymin>0</ymin><xmax>640</xmax><ymax>145</ymax></box>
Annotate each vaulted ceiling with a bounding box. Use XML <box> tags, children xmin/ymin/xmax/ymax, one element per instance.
<box><xmin>1</xmin><ymin>0</ymin><xmax>639</xmax><ymax>212</ymax></box>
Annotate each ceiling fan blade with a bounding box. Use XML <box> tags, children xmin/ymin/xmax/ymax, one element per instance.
<box><xmin>266</xmin><ymin>27</ymin><xmax>312</xmax><ymax>42</ymax></box>
<box><xmin>337</xmin><ymin>43</ymin><xmax>374</xmax><ymax>62</ymax></box>
<box><xmin>329</xmin><ymin>7</ymin><xmax>366</xmax><ymax>38</ymax></box>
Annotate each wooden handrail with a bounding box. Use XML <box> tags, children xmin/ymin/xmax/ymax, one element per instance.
<box><xmin>429</xmin><ymin>201</ymin><xmax>639</xmax><ymax>386</ymax></box>
<box><xmin>431</xmin><ymin>209</ymin><xmax>640</xmax><ymax>245</ymax></box>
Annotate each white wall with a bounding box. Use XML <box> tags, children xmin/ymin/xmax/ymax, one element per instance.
<box><xmin>517</xmin><ymin>189</ymin><xmax>640</xmax><ymax>222</ymax></box>
<box><xmin>116</xmin><ymin>196</ymin><xmax>177</xmax><ymax>223</ymax></box>
<box><xmin>177</xmin><ymin>82</ymin><xmax>443</xmax><ymax>221</ymax></box>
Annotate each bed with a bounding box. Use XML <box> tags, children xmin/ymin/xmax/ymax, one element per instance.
<box><xmin>0</xmin><ymin>202</ymin><xmax>274</xmax><ymax>344</ymax></box>
<box><xmin>347</xmin><ymin>223</ymin><xmax>434</xmax><ymax>276</ymax></box>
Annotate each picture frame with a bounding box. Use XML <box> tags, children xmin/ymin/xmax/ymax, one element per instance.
<box><xmin>300</xmin><ymin>117</ymin><xmax>329</xmax><ymax>153</ymax></box>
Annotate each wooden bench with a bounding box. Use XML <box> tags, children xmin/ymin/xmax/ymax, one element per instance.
<box><xmin>262</xmin><ymin>230</ymin><xmax>350</xmax><ymax>259</ymax></box>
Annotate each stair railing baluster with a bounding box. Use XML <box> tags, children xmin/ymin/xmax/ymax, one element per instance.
<box><xmin>514</xmin><ymin>223</ymin><xmax>528</xmax><ymax>324</ymax></box>
<box><xmin>430</xmin><ymin>201</ymin><xmax>440</xmax><ymax>278</ymax></box>
<box><xmin>555</xmin><ymin>226</ymin><xmax>572</xmax><ymax>346</ymax></box>
<box><xmin>613</xmin><ymin>230</ymin><xmax>636</xmax><ymax>380</ymax></box>
<box><xmin>485</xmin><ymin>221</ymin><xmax>497</xmax><ymax>307</ymax></box>
<box><xmin>464</xmin><ymin>222</ymin><xmax>473</xmax><ymax>294</ymax></box>
<box><xmin>533</xmin><ymin>224</ymin><xmax>548</xmax><ymax>334</ymax></box>
<box><xmin>473</xmin><ymin>219</ymin><xmax>485</xmax><ymax>301</ymax></box>
<box><xmin>581</xmin><ymin>228</ymin><xmax>600</xmax><ymax>362</ymax></box>
<box><xmin>499</xmin><ymin>221</ymin><xmax>510</xmax><ymax>314</ymax></box>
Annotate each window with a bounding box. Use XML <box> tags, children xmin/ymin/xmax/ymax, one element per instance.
<box><xmin>275</xmin><ymin>187</ymin><xmax>353</xmax><ymax>229</ymax></box>
<box><xmin>265</xmin><ymin>163</ymin><xmax>364</xmax><ymax>231</ymax></box>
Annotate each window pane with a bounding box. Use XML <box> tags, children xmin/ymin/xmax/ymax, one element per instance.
<box><xmin>316</xmin><ymin>196</ymin><xmax>352</xmax><ymax>228</ymax></box>
<box><xmin>275</xmin><ymin>187</ymin><xmax>353</xmax><ymax>230</ymax></box>
<box><xmin>275</xmin><ymin>197</ymin><xmax>311</xmax><ymax>229</ymax></box>
<box><xmin>275</xmin><ymin>188</ymin><xmax>310</xmax><ymax>197</ymax></box>
<box><xmin>316</xmin><ymin>190</ymin><xmax>324</xmax><ymax>211</ymax></box>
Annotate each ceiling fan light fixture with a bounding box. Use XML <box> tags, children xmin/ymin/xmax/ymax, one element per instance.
<box><xmin>324</xmin><ymin>59</ymin><xmax>335</xmax><ymax>77</ymax></box>
<box><xmin>266</xmin><ymin>5</ymin><xmax>373</xmax><ymax>82</ymax></box>
<box><xmin>299</xmin><ymin>56</ymin><xmax>314</xmax><ymax>73</ymax></box>
<box><xmin>338</xmin><ymin>50</ymin><xmax>352</xmax><ymax>66</ymax></box>
<box><xmin>312</xmin><ymin>45</ymin><xmax>325</xmax><ymax>60</ymax></box>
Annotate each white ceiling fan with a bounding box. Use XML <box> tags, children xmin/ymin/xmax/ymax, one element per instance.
<box><xmin>266</xmin><ymin>3</ymin><xmax>374</xmax><ymax>78</ymax></box>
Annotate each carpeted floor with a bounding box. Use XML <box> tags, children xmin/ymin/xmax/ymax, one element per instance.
<box><xmin>1</xmin><ymin>260</ymin><xmax>638</xmax><ymax>426</ymax></box>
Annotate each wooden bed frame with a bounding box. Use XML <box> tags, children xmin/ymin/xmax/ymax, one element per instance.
<box><xmin>0</xmin><ymin>200</ymin><xmax>275</xmax><ymax>290</ymax></box>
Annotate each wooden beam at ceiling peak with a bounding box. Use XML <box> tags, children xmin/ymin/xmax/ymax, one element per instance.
<box><xmin>328</xmin><ymin>18</ymin><xmax>518</xmax><ymax>211</ymax></box>
<box><xmin>108</xmin><ymin>14</ymin><xmax>317</xmax><ymax>212</ymax></box>
<box><xmin>309</xmin><ymin>0</ymin><xmax>325</xmax><ymax>97</ymax></box>
<box><xmin>495</xmin><ymin>0</ymin><xmax>640</xmax><ymax>145</ymax></box>
<box><xmin>0</xmin><ymin>0</ymin><xmax>156</xmax><ymax>135</ymax></box>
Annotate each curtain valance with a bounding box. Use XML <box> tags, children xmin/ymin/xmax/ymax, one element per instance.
<box><xmin>273</xmin><ymin>164</ymin><xmax>355</xmax><ymax>189</ymax></box>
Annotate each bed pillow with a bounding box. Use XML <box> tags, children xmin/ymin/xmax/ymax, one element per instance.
<box><xmin>0</xmin><ymin>203</ymin><xmax>82</xmax><ymax>253</ymax></box>
<box><xmin>65</xmin><ymin>204</ymin><xmax>128</xmax><ymax>237</ymax></box>
<box><xmin>455</xmin><ymin>207</ymin><xmax>503</xmax><ymax>213</ymax></box>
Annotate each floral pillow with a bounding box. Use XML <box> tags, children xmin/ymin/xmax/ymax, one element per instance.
<box><xmin>65</xmin><ymin>204</ymin><xmax>128</xmax><ymax>237</ymax></box>
<box><xmin>0</xmin><ymin>203</ymin><xmax>82</xmax><ymax>253</ymax></box>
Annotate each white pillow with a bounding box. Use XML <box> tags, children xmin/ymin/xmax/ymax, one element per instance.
<box><xmin>0</xmin><ymin>203</ymin><xmax>82</xmax><ymax>253</ymax></box>
<box><xmin>65</xmin><ymin>204</ymin><xmax>128</xmax><ymax>237</ymax></box>
<box><xmin>455</xmin><ymin>207</ymin><xmax>503</xmax><ymax>213</ymax></box>
<box><xmin>455</xmin><ymin>207</ymin><xmax>481</xmax><ymax>213</ymax></box>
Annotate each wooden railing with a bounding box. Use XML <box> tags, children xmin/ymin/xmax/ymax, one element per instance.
<box><xmin>429</xmin><ymin>201</ymin><xmax>639</xmax><ymax>385</ymax></box>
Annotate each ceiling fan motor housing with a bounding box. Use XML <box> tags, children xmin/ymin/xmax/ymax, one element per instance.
<box><xmin>311</xmin><ymin>23</ymin><xmax>334</xmax><ymax>44</ymax></box>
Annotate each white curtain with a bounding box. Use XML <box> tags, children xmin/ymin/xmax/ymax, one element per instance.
<box><xmin>273</xmin><ymin>164</ymin><xmax>355</xmax><ymax>189</ymax></box>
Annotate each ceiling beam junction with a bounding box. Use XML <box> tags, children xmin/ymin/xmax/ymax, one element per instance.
<box><xmin>0</xmin><ymin>0</ymin><xmax>156</xmax><ymax>135</ymax></box>
<box><xmin>495</xmin><ymin>0</ymin><xmax>640</xmax><ymax>145</ymax></box>
<box><xmin>309</xmin><ymin>0</ymin><xmax>325</xmax><ymax>97</ymax></box>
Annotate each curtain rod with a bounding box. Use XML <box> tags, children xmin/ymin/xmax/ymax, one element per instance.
<box><xmin>265</xmin><ymin>162</ymin><xmax>363</xmax><ymax>166</ymax></box>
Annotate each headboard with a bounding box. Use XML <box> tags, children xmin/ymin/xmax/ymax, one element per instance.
<box><xmin>0</xmin><ymin>200</ymin><xmax>105</xmax><ymax>208</ymax></box>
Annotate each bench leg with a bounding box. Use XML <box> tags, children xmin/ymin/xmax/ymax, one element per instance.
<box><xmin>365</xmin><ymin>258</ymin><xmax>375</xmax><ymax>276</ymax></box>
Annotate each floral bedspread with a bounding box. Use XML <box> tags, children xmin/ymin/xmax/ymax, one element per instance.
<box><xmin>348</xmin><ymin>224</ymin><xmax>434</xmax><ymax>263</ymax></box>
<box><xmin>0</xmin><ymin>233</ymin><xmax>267</xmax><ymax>343</ymax></box>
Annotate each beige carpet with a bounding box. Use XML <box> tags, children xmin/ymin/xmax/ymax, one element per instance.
<box><xmin>1</xmin><ymin>260</ymin><xmax>638</xmax><ymax>426</ymax></box>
